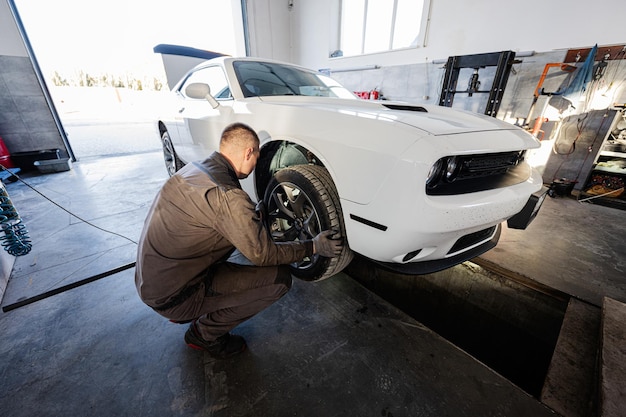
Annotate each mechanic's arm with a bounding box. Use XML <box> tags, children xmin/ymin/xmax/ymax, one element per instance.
<box><xmin>215</xmin><ymin>189</ymin><xmax>340</xmax><ymax>265</ymax></box>
<box><xmin>256</xmin><ymin>200</ymin><xmax>341</xmax><ymax>258</ymax></box>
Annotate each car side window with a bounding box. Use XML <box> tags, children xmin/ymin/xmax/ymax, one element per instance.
<box><xmin>181</xmin><ymin>66</ymin><xmax>231</xmax><ymax>100</ymax></box>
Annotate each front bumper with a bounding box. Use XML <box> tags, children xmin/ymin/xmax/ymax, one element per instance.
<box><xmin>372</xmin><ymin>224</ymin><xmax>501</xmax><ymax>275</ymax></box>
<box><xmin>506</xmin><ymin>186</ymin><xmax>549</xmax><ymax>230</ymax></box>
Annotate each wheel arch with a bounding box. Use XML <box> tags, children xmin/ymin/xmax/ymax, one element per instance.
<box><xmin>157</xmin><ymin>121</ymin><xmax>168</xmax><ymax>136</ymax></box>
<box><xmin>158</xmin><ymin>122</ymin><xmax>186</xmax><ymax>175</ymax></box>
<box><xmin>255</xmin><ymin>139</ymin><xmax>332</xmax><ymax>202</ymax></box>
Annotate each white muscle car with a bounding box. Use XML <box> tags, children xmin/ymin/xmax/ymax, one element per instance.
<box><xmin>155</xmin><ymin>54</ymin><xmax>546</xmax><ymax>281</ymax></box>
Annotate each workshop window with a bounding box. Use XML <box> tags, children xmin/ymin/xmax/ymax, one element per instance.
<box><xmin>340</xmin><ymin>0</ymin><xmax>428</xmax><ymax>56</ymax></box>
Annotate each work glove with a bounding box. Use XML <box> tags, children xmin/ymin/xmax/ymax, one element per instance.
<box><xmin>313</xmin><ymin>230</ymin><xmax>343</xmax><ymax>258</ymax></box>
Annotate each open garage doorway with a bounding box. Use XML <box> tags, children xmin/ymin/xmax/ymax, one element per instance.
<box><xmin>10</xmin><ymin>0</ymin><xmax>245</xmax><ymax>160</ymax></box>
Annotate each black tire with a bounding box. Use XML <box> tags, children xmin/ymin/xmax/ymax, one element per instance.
<box><xmin>263</xmin><ymin>164</ymin><xmax>353</xmax><ymax>281</ymax></box>
<box><xmin>161</xmin><ymin>130</ymin><xmax>184</xmax><ymax>176</ymax></box>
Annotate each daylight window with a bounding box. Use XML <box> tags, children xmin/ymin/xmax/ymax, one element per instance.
<box><xmin>340</xmin><ymin>0</ymin><xmax>426</xmax><ymax>56</ymax></box>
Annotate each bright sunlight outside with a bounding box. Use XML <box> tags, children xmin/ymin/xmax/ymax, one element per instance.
<box><xmin>12</xmin><ymin>0</ymin><xmax>243</xmax><ymax>158</ymax></box>
<box><xmin>14</xmin><ymin>0</ymin><xmax>241</xmax><ymax>87</ymax></box>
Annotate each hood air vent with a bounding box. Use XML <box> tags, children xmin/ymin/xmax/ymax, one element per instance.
<box><xmin>383</xmin><ymin>104</ymin><xmax>428</xmax><ymax>113</ymax></box>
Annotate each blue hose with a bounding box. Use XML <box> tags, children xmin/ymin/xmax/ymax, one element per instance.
<box><xmin>0</xmin><ymin>183</ymin><xmax>32</xmax><ymax>256</ymax></box>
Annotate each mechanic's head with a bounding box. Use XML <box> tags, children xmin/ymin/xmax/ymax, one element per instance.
<box><xmin>219</xmin><ymin>122</ymin><xmax>260</xmax><ymax>179</ymax></box>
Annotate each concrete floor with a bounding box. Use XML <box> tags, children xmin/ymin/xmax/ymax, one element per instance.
<box><xmin>0</xmin><ymin>150</ymin><xmax>624</xmax><ymax>416</ymax></box>
<box><xmin>480</xmin><ymin>193</ymin><xmax>626</xmax><ymax>307</ymax></box>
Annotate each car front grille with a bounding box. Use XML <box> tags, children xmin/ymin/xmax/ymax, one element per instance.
<box><xmin>457</xmin><ymin>152</ymin><xmax>523</xmax><ymax>180</ymax></box>
<box><xmin>427</xmin><ymin>151</ymin><xmax>530</xmax><ymax>195</ymax></box>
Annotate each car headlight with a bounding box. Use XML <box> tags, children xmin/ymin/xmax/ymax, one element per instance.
<box><xmin>426</xmin><ymin>159</ymin><xmax>443</xmax><ymax>186</ymax></box>
<box><xmin>444</xmin><ymin>156</ymin><xmax>460</xmax><ymax>182</ymax></box>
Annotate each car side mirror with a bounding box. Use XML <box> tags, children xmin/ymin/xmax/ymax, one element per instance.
<box><xmin>185</xmin><ymin>83</ymin><xmax>220</xmax><ymax>109</ymax></box>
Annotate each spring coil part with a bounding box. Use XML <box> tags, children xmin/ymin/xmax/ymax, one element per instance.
<box><xmin>0</xmin><ymin>184</ymin><xmax>32</xmax><ymax>256</ymax></box>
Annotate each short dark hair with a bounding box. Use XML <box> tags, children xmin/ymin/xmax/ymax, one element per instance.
<box><xmin>220</xmin><ymin>122</ymin><xmax>259</xmax><ymax>149</ymax></box>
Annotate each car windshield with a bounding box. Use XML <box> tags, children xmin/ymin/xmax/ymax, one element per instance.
<box><xmin>233</xmin><ymin>61</ymin><xmax>355</xmax><ymax>99</ymax></box>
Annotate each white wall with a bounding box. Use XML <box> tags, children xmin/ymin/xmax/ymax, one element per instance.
<box><xmin>247</xmin><ymin>0</ymin><xmax>625</xmax><ymax>71</ymax></box>
<box><xmin>0</xmin><ymin>0</ymin><xmax>27</xmax><ymax>57</ymax></box>
<box><xmin>246</xmin><ymin>0</ymin><xmax>293</xmax><ymax>62</ymax></box>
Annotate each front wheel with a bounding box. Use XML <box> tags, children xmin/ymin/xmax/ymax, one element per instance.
<box><xmin>263</xmin><ymin>164</ymin><xmax>353</xmax><ymax>281</ymax></box>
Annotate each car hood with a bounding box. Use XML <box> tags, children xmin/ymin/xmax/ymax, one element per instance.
<box><xmin>257</xmin><ymin>96</ymin><xmax>522</xmax><ymax>136</ymax></box>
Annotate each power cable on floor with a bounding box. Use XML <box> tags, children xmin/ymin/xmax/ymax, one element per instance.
<box><xmin>2</xmin><ymin>262</ymin><xmax>135</xmax><ymax>312</ymax></box>
<box><xmin>0</xmin><ymin>164</ymin><xmax>138</xmax><ymax>245</ymax></box>
<box><xmin>0</xmin><ymin>164</ymin><xmax>139</xmax><ymax>312</ymax></box>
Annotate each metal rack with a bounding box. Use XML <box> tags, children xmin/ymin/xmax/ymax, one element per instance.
<box><xmin>579</xmin><ymin>108</ymin><xmax>626</xmax><ymax>209</ymax></box>
<box><xmin>438</xmin><ymin>50</ymin><xmax>516</xmax><ymax>117</ymax></box>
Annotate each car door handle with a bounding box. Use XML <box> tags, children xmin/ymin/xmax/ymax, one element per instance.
<box><xmin>178</xmin><ymin>107</ymin><xmax>185</xmax><ymax>113</ymax></box>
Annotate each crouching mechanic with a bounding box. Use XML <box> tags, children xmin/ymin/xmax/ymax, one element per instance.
<box><xmin>135</xmin><ymin>122</ymin><xmax>342</xmax><ymax>359</ymax></box>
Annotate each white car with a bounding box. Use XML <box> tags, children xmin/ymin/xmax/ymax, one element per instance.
<box><xmin>156</xmin><ymin>56</ymin><xmax>546</xmax><ymax>281</ymax></box>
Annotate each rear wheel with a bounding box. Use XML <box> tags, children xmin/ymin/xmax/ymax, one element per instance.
<box><xmin>161</xmin><ymin>130</ymin><xmax>184</xmax><ymax>176</ymax></box>
<box><xmin>263</xmin><ymin>164</ymin><xmax>353</xmax><ymax>281</ymax></box>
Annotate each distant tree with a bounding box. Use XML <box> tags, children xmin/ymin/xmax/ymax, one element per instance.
<box><xmin>77</xmin><ymin>70</ymin><xmax>85</xmax><ymax>87</ymax></box>
<box><xmin>85</xmin><ymin>74</ymin><xmax>96</xmax><ymax>87</ymax></box>
<box><xmin>153</xmin><ymin>77</ymin><xmax>163</xmax><ymax>91</ymax></box>
<box><xmin>47</xmin><ymin>68</ymin><xmax>167</xmax><ymax>90</ymax></box>
<box><xmin>50</xmin><ymin>71</ymin><xmax>69</xmax><ymax>86</ymax></box>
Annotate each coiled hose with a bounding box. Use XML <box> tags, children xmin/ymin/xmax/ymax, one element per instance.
<box><xmin>0</xmin><ymin>182</ymin><xmax>32</xmax><ymax>256</ymax></box>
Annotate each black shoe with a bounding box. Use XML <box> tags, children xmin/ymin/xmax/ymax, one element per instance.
<box><xmin>184</xmin><ymin>322</ymin><xmax>246</xmax><ymax>359</ymax></box>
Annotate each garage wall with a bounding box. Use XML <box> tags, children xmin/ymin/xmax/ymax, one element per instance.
<box><xmin>244</xmin><ymin>0</ymin><xmax>626</xmax><ymax>122</ymax></box>
<box><xmin>0</xmin><ymin>0</ymin><xmax>69</xmax><ymax>160</ymax></box>
<box><xmin>245</xmin><ymin>0</ymin><xmax>626</xmax><ymax>187</ymax></box>
<box><xmin>244</xmin><ymin>0</ymin><xmax>626</xmax><ymax>103</ymax></box>
<box><xmin>247</xmin><ymin>0</ymin><xmax>625</xmax><ymax>71</ymax></box>
<box><xmin>245</xmin><ymin>0</ymin><xmax>294</xmax><ymax>62</ymax></box>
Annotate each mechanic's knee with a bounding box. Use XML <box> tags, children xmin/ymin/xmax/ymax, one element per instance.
<box><xmin>275</xmin><ymin>266</ymin><xmax>293</xmax><ymax>290</ymax></box>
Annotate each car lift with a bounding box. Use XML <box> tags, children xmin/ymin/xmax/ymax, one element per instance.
<box><xmin>438</xmin><ymin>50</ymin><xmax>517</xmax><ymax>117</ymax></box>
